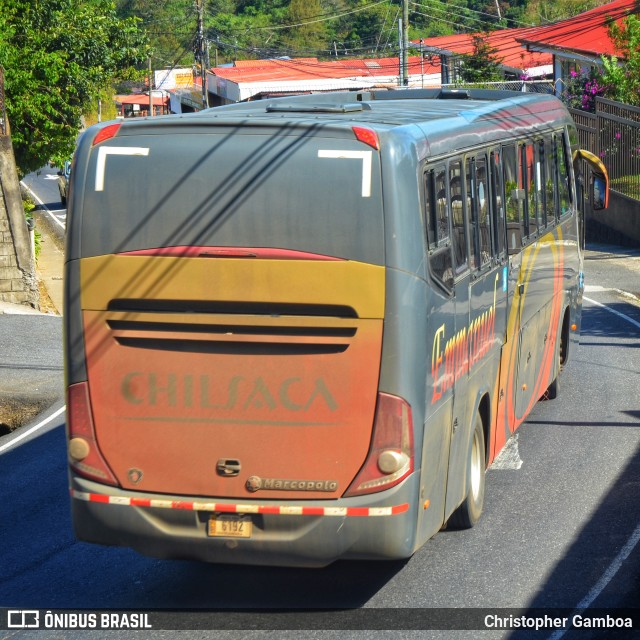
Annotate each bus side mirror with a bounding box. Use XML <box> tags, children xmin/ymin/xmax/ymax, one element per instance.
<box><xmin>574</xmin><ymin>149</ymin><xmax>609</xmax><ymax>211</ymax></box>
<box><xmin>592</xmin><ymin>175</ymin><xmax>607</xmax><ymax>211</ymax></box>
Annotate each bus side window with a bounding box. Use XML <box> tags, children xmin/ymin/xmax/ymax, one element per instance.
<box><xmin>523</xmin><ymin>142</ymin><xmax>537</xmax><ymax>238</ymax></box>
<box><xmin>503</xmin><ymin>144</ymin><xmax>523</xmax><ymax>254</ymax></box>
<box><xmin>424</xmin><ymin>167</ymin><xmax>454</xmax><ymax>290</ymax></box>
<box><xmin>543</xmin><ymin>137</ymin><xmax>557</xmax><ymax>226</ymax></box>
<box><xmin>556</xmin><ymin>132</ymin><xmax>572</xmax><ymax>218</ymax></box>
<box><xmin>450</xmin><ymin>160</ymin><xmax>469</xmax><ymax>275</ymax></box>
<box><xmin>491</xmin><ymin>149</ymin><xmax>506</xmax><ymax>259</ymax></box>
<box><xmin>465</xmin><ymin>158</ymin><xmax>479</xmax><ymax>269</ymax></box>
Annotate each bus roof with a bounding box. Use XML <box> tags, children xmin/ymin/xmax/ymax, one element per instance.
<box><xmin>104</xmin><ymin>89</ymin><xmax>574</xmax><ymax>159</ymax></box>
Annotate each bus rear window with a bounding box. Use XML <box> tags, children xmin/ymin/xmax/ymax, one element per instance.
<box><xmin>80</xmin><ymin>132</ymin><xmax>384</xmax><ymax>265</ymax></box>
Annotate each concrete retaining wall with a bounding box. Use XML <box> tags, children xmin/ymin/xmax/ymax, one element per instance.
<box><xmin>0</xmin><ymin>135</ymin><xmax>39</xmax><ymax>308</ymax></box>
<box><xmin>586</xmin><ymin>191</ymin><xmax>640</xmax><ymax>248</ymax></box>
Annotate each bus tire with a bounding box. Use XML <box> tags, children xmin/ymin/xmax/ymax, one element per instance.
<box><xmin>449</xmin><ymin>412</ymin><xmax>485</xmax><ymax>529</ymax></box>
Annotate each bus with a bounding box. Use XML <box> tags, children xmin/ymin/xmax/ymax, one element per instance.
<box><xmin>64</xmin><ymin>88</ymin><xmax>608</xmax><ymax>567</ymax></box>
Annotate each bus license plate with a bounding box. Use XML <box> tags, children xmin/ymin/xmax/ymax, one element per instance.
<box><xmin>208</xmin><ymin>515</ymin><xmax>252</xmax><ymax>538</ymax></box>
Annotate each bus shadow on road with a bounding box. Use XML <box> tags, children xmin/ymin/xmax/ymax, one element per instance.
<box><xmin>513</xmin><ymin>443</ymin><xmax>640</xmax><ymax>638</ymax></box>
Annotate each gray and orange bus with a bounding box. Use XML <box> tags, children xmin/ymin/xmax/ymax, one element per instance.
<box><xmin>64</xmin><ymin>89</ymin><xmax>608</xmax><ymax>567</ymax></box>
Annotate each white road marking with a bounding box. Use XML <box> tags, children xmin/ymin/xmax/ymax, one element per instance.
<box><xmin>547</xmin><ymin>522</ymin><xmax>640</xmax><ymax>639</ymax></box>
<box><xmin>584</xmin><ymin>296</ymin><xmax>640</xmax><ymax>331</ymax></box>
<box><xmin>0</xmin><ymin>405</ymin><xmax>65</xmax><ymax>454</ymax></box>
<box><xmin>546</xmin><ymin>294</ymin><xmax>640</xmax><ymax>638</ymax></box>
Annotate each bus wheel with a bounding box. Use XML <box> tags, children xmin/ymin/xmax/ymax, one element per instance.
<box><xmin>449</xmin><ymin>412</ymin><xmax>485</xmax><ymax>529</ymax></box>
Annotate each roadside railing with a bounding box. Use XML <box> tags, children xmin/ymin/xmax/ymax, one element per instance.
<box><xmin>570</xmin><ymin>97</ymin><xmax>640</xmax><ymax>202</ymax></box>
<box><xmin>442</xmin><ymin>79</ymin><xmax>556</xmax><ymax>93</ymax></box>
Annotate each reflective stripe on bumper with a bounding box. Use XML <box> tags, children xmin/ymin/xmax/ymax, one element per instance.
<box><xmin>70</xmin><ymin>489</ymin><xmax>410</xmax><ymax>517</ymax></box>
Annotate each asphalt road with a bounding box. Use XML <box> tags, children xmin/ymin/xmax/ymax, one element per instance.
<box><xmin>1</xmin><ymin>170</ymin><xmax>638</xmax><ymax>638</ymax></box>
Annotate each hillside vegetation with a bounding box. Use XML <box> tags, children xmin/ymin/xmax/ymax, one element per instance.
<box><xmin>116</xmin><ymin>0</ymin><xmax>612</xmax><ymax>68</ymax></box>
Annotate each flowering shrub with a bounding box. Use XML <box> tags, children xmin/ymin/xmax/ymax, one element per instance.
<box><xmin>563</xmin><ymin>68</ymin><xmax>607</xmax><ymax>112</ymax></box>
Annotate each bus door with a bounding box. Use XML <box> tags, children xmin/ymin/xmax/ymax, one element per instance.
<box><xmin>514</xmin><ymin>138</ymin><xmax>555</xmax><ymax>421</ymax></box>
<box><xmin>494</xmin><ymin>143</ymin><xmax>526</xmax><ymax>447</ymax></box>
<box><xmin>443</xmin><ymin>158</ymin><xmax>473</xmax><ymax>519</ymax></box>
<box><xmin>467</xmin><ymin>151</ymin><xmax>508</xmax><ymax>446</ymax></box>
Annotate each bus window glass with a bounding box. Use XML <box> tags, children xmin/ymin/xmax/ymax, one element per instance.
<box><xmin>525</xmin><ymin>142</ymin><xmax>538</xmax><ymax>236</ymax></box>
<box><xmin>424</xmin><ymin>170</ymin><xmax>437</xmax><ymax>248</ymax></box>
<box><xmin>536</xmin><ymin>140</ymin><xmax>553</xmax><ymax>229</ymax></box>
<box><xmin>450</xmin><ymin>160</ymin><xmax>468</xmax><ymax>273</ymax></box>
<box><xmin>544</xmin><ymin>137</ymin><xmax>557</xmax><ymax>225</ymax></box>
<box><xmin>476</xmin><ymin>155</ymin><xmax>492</xmax><ymax>266</ymax></box>
<box><xmin>556</xmin><ymin>133</ymin><xmax>571</xmax><ymax>217</ymax></box>
<box><xmin>503</xmin><ymin>144</ymin><xmax>523</xmax><ymax>253</ymax></box>
<box><xmin>491</xmin><ymin>150</ymin><xmax>506</xmax><ymax>257</ymax></box>
<box><xmin>466</xmin><ymin>158</ymin><xmax>478</xmax><ymax>269</ymax></box>
<box><xmin>425</xmin><ymin>166</ymin><xmax>453</xmax><ymax>289</ymax></box>
<box><xmin>435</xmin><ymin>167</ymin><xmax>449</xmax><ymax>244</ymax></box>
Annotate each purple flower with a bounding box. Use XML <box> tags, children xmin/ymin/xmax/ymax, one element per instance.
<box><xmin>615</xmin><ymin>132</ymin><xmax>621</xmax><ymax>139</ymax></box>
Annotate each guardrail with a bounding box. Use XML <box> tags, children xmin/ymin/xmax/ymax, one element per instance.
<box><xmin>570</xmin><ymin>98</ymin><xmax>640</xmax><ymax>202</ymax></box>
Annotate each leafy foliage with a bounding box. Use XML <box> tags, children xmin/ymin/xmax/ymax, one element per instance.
<box><xmin>459</xmin><ymin>34</ymin><xmax>502</xmax><ymax>83</ymax></box>
<box><xmin>0</xmin><ymin>0</ymin><xmax>149</xmax><ymax>175</ymax></box>
<box><xmin>562</xmin><ymin>67</ymin><xmax>607</xmax><ymax>112</ymax></box>
<box><xmin>600</xmin><ymin>14</ymin><xmax>640</xmax><ymax>107</ymax></box>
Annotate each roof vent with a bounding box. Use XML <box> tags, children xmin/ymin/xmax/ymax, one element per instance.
<box><xmin>265</xmin><ymin>102</ymin><xmax>369</xmax><ymax>113</ymax></box>
<box><xmin>438</xmin><ymin>89</ymin><xmax>470</xmax><ymax>100</ymax></box>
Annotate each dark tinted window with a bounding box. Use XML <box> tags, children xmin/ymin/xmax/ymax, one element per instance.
<box><xmin>79</xmin><ymin>132</ymin><xmax>385</xmax><ymax>264</ymax></box>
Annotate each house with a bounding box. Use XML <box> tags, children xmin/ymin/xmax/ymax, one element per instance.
<box><xmin>168</xmin><ymin>56</ymin><xmax>442</xmax><ymax>112</ymax></box>
<box><xmin>516</xmin><ymin>0</ymin><xmax>638</xmax><ymax>94</ymax></box>
<box><xmin>415</xmin><ymin>27</ymin><xmax>553</xmax><ymax>84</ymax></box>
<box><xmin>116</xmin><ymin>92</ymin><xmax>170</xmax><ymax>118</ymax></box>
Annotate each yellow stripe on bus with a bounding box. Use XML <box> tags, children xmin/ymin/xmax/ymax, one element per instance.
<box><xmin>79</xmin><ymin>255</ymin><xmax>386</xmax><ymax>318</ymax></box>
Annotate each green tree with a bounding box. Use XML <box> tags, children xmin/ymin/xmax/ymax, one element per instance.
<box><xmin>459</xmin><ymin>33</ymin><xmax>502</xmax><ymax>83</ymax></box>
<box><xmin>282</xmin><ymin>0</ymin><xmax>327</xmax><ymax>54</ymax></box>
<box><xmin>600</xmin><ymin>14</ymin><xmax>640</xmax><ymax>106</ymax></box>
<box><xmin>117</xmin><ymin>0</ymin><xmax>198</xmax><ymax>68</ymax></box>
<box><xmin>0</xmin><ymin>0</ymin><xmax>148</xmax><ymax>175</ymax></box>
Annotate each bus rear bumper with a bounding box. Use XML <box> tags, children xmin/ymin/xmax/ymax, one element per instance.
<box><xmin>69</xmin><ymin>476</ymin><xmax>420</xmax><ymax>568</ymax></box>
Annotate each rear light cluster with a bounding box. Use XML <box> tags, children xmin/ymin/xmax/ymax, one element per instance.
<box><xmin>345</xmin><ymin>392</ymin><xmax>414</xmax><ymax>497</ymax></box>
<box><xmin>92</xmin><ymin>122</ymin><xmax>121</xmax><ymax>146</ymax></box>
<box><xmin>352</xmin><ymin>126</ymin><xmax>380</xmax><ymax>150</ymax></box>
<box><xmin>67</xmin><ymin>382</ymin><xmax>118</xmax><ymax>486</ymax></box>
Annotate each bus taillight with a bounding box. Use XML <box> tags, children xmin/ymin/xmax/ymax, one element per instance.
<box><xmin>353</xmin><ymin>126</ymin><xmax>380</xmax><ymax>150</ymax></box>
<box><xmin>92</xmin><ymin>122</ymin><xmax>121</xmax><ymax>145</ymax></box>
<box><xmin>67</xmin><ymin>382</ymin><xmax>118</xmax><ymax>486</ymax></box>
<box><xmin>344</xmin><ymin>393</ymin><xmax>414</xmax><ymax>497</ymax></box>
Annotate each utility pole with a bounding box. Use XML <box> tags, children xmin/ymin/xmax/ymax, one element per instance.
<box><xmin>148</xmin><ymin>57</ymin><xmax>153</xmax><ymax>117</ymax></box>
<box><xmin>398</xmin><ymin>18</ymin><xmax>403</xmax><ymax>87</ymax></box>
<box><xmin>402</xmin><ymin>0</ymin><xmax>409</xmax><ymax>86</ymax></box>
<box><xmin>197</xmin><ymin>0</ymin><xmax>208</xmax><ymax>110</ymax></box>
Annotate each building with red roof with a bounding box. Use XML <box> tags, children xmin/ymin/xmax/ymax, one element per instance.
<box><xmin>516</xmin><ymin>0</ymin><xmax>639</xmax><ymax>93</ymax></box>
<box><xmin>415</xmin><ymin>27</ymin><xmax>553</xmax><ymax>84</ymax></box>
<box><xmin>116</xmin><ymin>92</ymin><xmax>170</xmax><ymax>118</ymax></box>
<box><xmin>204</xmin><ymin>56</ymin><xmax>441</xmax><ymax>106</ymax></box>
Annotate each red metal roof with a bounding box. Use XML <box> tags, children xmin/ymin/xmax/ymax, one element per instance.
<box><xmin>116</xmin><ymin>94</ymin><xmax>169</xmax><ymax>107</ymax></box>
<box><xmin>516</xmin><ymin>0</ymin><xmax>639</xmax><ymax>58</ymax></box>
<box><xmin>212</xmin><ymin>56</ymin><xmax>440</xmax><ymax>84</ymax></box>
<box><xmin>417</xmin><ymin>27</ymin><xmax>552</xmax><ymax>72</ymax></box>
